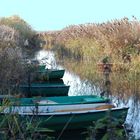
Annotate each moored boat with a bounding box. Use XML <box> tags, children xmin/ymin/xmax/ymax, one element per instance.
<box><xmin>33</xmin><ymin>106</ymin><xmax>128</xmax><ymax>130</ymax></box>
<box><xmin>34</xmin><ymin>69</ymin><xmax>65</xmax><ymax>81</ymax></box>
<box><xmin>0</xmin><ymin>97</ymin><xmax>128</xmax><ymax>131</ymax></box>
<box><xmin>27</xmin><ymin>62</ymin><xmax>65</xmax><ymax>80</ymax></box>
<box><xmin>19</xmin><ymin>82</ymin><xmax>70</xmax><ymax>97</ymax></box>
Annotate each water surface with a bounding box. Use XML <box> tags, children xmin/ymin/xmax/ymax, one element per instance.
<box><xmin>36</xmin><ymin>50</ymin><xmax>140</xmax><ymax>139</ymax></box>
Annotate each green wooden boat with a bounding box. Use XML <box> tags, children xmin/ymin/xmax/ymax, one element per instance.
<box><xmin>1</xmin><ymin>108</ymin><xmax>128</xmax><ymax>130</ymax></box>
<box><xmin>34</xmin><ymin>69</ymin><xmax>65</xmax><ymax>80</ymax></box>
<box><xmin>32</xmin><ymin>107</ymin><xmax>128</xmax><ymax>130</ymax></box>
<box><xmin>19</xmin><ymin>82</ymin><xmax>70</xmax><ymax>97</ymax></box>
<box><xmin>30</xmin><ymin>63</ymin><xmax>65</xmax><ymax>79</ymax></box>
<box><xmin>0</xmin><ymin>95</ymin><xmax>128</xmax><ymax>131</ymax></box>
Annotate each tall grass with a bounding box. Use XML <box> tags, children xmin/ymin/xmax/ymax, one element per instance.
<box><xmin>0</xmin><ymin>15</ymin><xmax>41</xmax><ymax>53</ymax></box>
<box><xmin>0</xmin><ymin>16</ymin><xmax>43</xmax><ymax>94</ymax></box>
<box><xmin>41</xmin><ymin>17</ymin><xmax>140</xmax><ymax>72</ymax></box>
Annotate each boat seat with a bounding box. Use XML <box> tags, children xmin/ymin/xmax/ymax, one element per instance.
<box><xmin>37</xmin><ymin>100</ymin><xmax>58</xmax><ymax>104</ymax></box>
<box><xmin>56</xmin><ymin>104</ymin><xmax>115</xmax><ymax>112</ymax></box>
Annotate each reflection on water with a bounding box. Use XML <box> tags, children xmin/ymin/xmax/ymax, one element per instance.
<box><xmin>63</xmin><ymin>71</ymin><xmax>101</xmax><ymax>96</ymax></box>
<box><xmin>36</xmin><ymin>50</ymin><xmax>100</xmax><ymax>96</ymax></box>
<box><xmin>36</xmin><ymin>50</ymin><xmax>140</xmax><ymax>139</ymax></box>
<box><xmin>35</xmin><ymin>50</ymin><xmax>57</xmax><ymax>69</ymax></box>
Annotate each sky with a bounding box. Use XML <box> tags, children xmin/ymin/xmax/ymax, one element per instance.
<box><xmin>0</xmin><ymin>0</ymin><xmax>140</xmax><ymax>31</ymax></box>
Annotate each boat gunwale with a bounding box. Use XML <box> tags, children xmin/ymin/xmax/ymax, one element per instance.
<box><xmin>19</xmin><ymin>85</ymin><xmax>70</xmax><ymax>88</ymax></box>
<box><xmin>1</xmin><ymin>107</ymin><xmax>129</xmax><ymax>116</ymax></box>
<box><xmin>0</xmin><ymin>100</ymin><xmax>110</xmax><ymax>106</ymax></box>
<box><xmin>0</xmin><ymin>95</ymin><xmax>110</xmax><ymax>106</ymax></box>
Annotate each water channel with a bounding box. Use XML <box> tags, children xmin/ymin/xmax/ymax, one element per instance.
<box><xmin>36</xmin><ymin>50</ymin><xmax>140</xmax><ymax>139</ymax></box>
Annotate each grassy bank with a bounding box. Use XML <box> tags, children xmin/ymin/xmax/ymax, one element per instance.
<box><xmin>42</xmin><ymin>17</ymin><xmax>140</xmax><ymax>72</ymax></box>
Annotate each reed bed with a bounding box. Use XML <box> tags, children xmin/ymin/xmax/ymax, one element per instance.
<box><xmin>41</xmin><ymin>17</ymin><xmax>140</xmax><ymax>72</ymax></box>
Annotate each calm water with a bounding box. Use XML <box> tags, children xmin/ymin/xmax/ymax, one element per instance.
<box><xmin>36</xmin><ymin>50</ymin><xmax>140</xmax><ymax>139</ymax></box>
